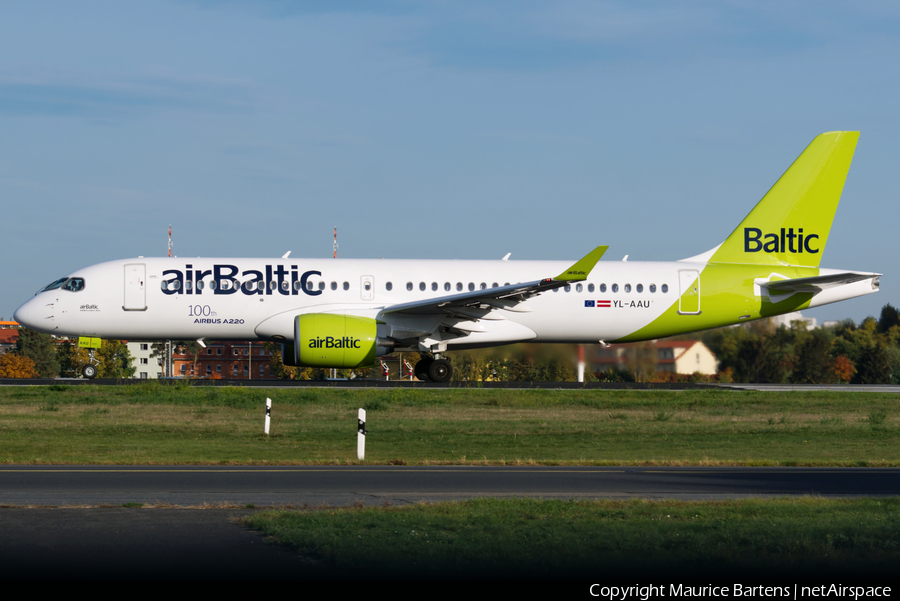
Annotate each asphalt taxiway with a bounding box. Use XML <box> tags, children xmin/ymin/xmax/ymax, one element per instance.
<box><xmin>2</xmin><ymin>465</ymin><xmax>898</xmax><ymax>507</ymax></box>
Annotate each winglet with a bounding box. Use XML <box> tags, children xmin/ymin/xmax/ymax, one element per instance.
<box><xmin>555</xmin><ymin>245</ymin><xmax>608</xmax><ymax>281</ymax></box>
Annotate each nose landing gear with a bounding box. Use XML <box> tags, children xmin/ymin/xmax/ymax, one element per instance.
<box><xmin>78</xmin><ymin>337</ymin><xmax>101</xmax><ymax>379</ymax></box>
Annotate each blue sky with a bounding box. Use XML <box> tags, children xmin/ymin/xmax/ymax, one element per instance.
<box><xmin>2</xmin><ymin>1</ymin><xmax>898</xmax><ymax>324</ymax></box>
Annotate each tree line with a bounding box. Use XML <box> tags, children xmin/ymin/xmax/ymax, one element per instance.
<box><xmin>2</xmin><ymin>303</ymin><xmax>897</xmax><ymax>383</ymax></box>
<box><xmin>0</xmin><ymin>330</ymin><xmax>134</xmax><ymax>379</ymax></box>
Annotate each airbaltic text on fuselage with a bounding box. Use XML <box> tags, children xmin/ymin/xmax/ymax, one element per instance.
<box><xmin>744</xmin><ymin>228</ymin><xmax>819</xmax><ymax>254</ymax></box>
<box><xmin>309</xmin><ymin>336</ymin><xmax>361</xmax><ymax>349</ymax></box>
<box><xmin>161</xmin><ymin>265</ymin><xmax>322</xmax><ymax>297</ymax></box>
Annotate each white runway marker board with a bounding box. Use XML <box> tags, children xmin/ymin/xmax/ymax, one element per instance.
<box><xmin>357</xmin><ymin>408</ymin><xmax>366</xmax><ymax>460</ymax></box>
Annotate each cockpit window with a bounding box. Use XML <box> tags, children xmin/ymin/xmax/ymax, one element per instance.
<box><xmin>38</xmin><ymin>278</ymin><xmax>68</xmax><ymax>294</ymax></box>
<box><xmin>63</xmin><ymin>278</ymin><xmax>85</xmax><ymax>292</ymax></box>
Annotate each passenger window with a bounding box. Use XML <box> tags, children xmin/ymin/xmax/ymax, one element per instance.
<box><xmin>318</xmin><ymin>282</ymin><xmax>325</xmax><ymax>291</ymax></box>
<box><xmin>612</xmin><ymin>284</ymin><xmax>619</xmax><ymax>293</ymax></box>
<box><xmin>386</xmin><ymin>282</ymin><xmax>393</xmax><ymax>291</ymax></box>
<box><xmin>564</xmin><ymin>285</ymin><xmax>571</xmax><ymax>292</ymax></box>
<box><xmin>331</xmin><ymin>282</ymin><xmax>337</xmax><ymax>290</ymax></box>
<box><xmin>407</xmin><ymin>282</ymin><xmax>413</xmax><ymax>291</ymax></box>
<box><xmin>171</xmin><ymin>280</ymin><xmax>182</xmax><ymax>291</ymax></box>
<box><xmin>624</xmin><ymin>284</ymin><xmax>631</xmax><ymax>293</ymax></box>
<box><xmin>600</xmin><ymin>284</ymin><xmax>607</xmax><ymax>293</ymax></box>
<box><xmin>588</xmin><ymin>283</ymin><xmax>594</xmax><ymax>293</ymax></box>
<box><xmin>420</xmin><ymin>282</ymin><xmax>426</xmax><ymax>291</ymax></box>
<box><xmin>649</xmin><ymin>284</ymin><xmax>656</xmax><ymax>293</ymax></box>
<box><xmin>492</xmin><ymin>282</ymin><xmax>499</xmax><ymax>288</ymax></box>
<box><xmin>432</xmin><ymin>282</ymin><xmax>438</xmax><ymax>291</ymax></box>
<box><xmin>343</xmin><ymin>282</ymin><xmax>350</xmax><ymax>291</ymax></box>
<box><xmin>662</xmin><ymin>284</ymin><xmax>669</xmax><ymax>293</ymax></box>
<box><xmin>456</xmin><ymin>283</ymin><xmax>463</xmax><ymax>291</ymax></box>
<box><xmin>283</xmin><ymin>281</ymin><xmax>290</xmax><ymax>291</ymax></box>
<box><xmin>468</xmin><ymin>283</ymin><xmax>475</xmax><ymax>291</ymax></box>
<box><xmin>197</xmin><ymin>281</ymin><xmax>205</xmax><ymax>290</ymax></box>
<box><xmin>576</xmin><ymin>283</ymin><xmax>583</xmax><ymax>292</ymax></box>
<box><xmin>293</xmin><ymin>281</ymin><xmax>301</xmax><ymax>291</ymax></box>
<box><xmin>480</xmin><ymin>283</ymin><xmax>487</xmax><ymax>290</ymax></box>
<box><xmin>444</xmin><ymin>282</ymin><xmax>451</xmax><ymax>291</ymax></box>
<box><xmin>636</xmin><ymin>284</ymin><xmax>643</xmax><ymax>293</ymax></box>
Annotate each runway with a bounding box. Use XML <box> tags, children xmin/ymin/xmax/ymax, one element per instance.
<box><xmin>2</xmin><ymin>465</ymin><xmax>898</xmax><ymax>507</ymax></box>
<box><xmin>2</xmin><ymin>466</ymin><xmax>898</xmax><ymax>584</ymax></box>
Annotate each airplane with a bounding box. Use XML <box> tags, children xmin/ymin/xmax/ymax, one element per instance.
<box><xmin>14</xmin><ymin>131</ymin><xmax>880</xmax><ymax>381</ymax></box>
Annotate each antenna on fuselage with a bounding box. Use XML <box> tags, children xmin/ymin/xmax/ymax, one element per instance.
<box><xmin>333</xmin><ymin>227</ymin><xmax>338</xmax><ymax>258</ymax></box>
<box><xmin>168</xmin><ymin>225</ymin><xmax>173</xmax><ymax>258</ymax></box>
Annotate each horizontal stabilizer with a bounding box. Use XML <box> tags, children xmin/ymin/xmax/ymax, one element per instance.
<box><xmin>764</xmin><ymin>272</ymin><xmax>879</xmax><ymax>292</ymax></box>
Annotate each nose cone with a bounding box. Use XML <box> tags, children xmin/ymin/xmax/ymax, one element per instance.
<box><xmin>14</xmin><ymin>297</ymin><xmax>48</xmax><ymax>332</ymax></box>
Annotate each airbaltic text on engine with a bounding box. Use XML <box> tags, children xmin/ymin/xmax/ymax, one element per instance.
<box><xmin>308</xmin><ymin>336</ymin><xmax>362</xmax><ymax>349</ymax></box>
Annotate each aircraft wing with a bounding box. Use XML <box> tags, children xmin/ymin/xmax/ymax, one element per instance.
<box><xmin>382</xmin><ymin>246</ymin><xmax>608</xmax><ymax>318</ymax></box>
<box><xmin>764</xmin><ymin>272</ymin><xmax>879</xmax><ymax>292</ymax></box>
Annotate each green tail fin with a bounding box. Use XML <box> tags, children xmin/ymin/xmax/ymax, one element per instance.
<box><xmin>710</xmin><ymin>131</ymin><xmax>859</xmax><ymax>268</ymax></box>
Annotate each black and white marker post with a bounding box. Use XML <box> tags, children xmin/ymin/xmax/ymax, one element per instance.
<box><xmin>357</xmin><ymin>408</ymin><xmax>367</xmax><ymax>460</ymax></box>
<box><xmin>264</xmin><ymin>398</ymin><xmax>271</xmax><ymax>436</ymax></box>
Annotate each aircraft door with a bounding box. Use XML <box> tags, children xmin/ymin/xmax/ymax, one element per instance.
<box><xmin>360</xmin><ymin>275</ymin><xmax>375</xmax><ymax>301</ymax></box>
<box><xmin>678</xmin><ymin>270</ymin><xmax>700</xmax><ymax>314</ymax></box>
<box><xmin>124</xmin><ymin>263</ymin><xmax>147</xmax><ymax>311</ymax></box>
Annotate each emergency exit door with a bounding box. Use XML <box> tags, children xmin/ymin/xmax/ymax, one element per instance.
<box><xmin>678</xmin><ymin>270</ymin><xmax>700</xmax><ymax>315</ymax></box>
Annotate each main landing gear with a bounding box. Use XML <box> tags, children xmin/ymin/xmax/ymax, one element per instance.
<box><xmin>414</xmin><ymin>355</ymin><xmax>453</xmax><ymax>383</ymax></box>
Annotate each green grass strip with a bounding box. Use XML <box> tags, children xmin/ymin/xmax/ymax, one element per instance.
<box><xmin>1</xmin><ymin>385</ymin><xmax>898</xmax><ymax>465</ymax></box>
<box><xmin>245</xmin><ymin>497</ymin><xmax>900</xmax><ymax>580</ymax></box>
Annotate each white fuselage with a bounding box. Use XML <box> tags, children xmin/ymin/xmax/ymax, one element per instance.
<box><xmin>13</xmin><ymin>256</ymin><xmax>878</xmax><ymax>349</ymax></box>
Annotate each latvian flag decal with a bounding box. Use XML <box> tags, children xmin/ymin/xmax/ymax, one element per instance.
<box><xmin>585</xmin><ymin>300</ymin><xmax>611</xmax><ymax>308</ymax></box>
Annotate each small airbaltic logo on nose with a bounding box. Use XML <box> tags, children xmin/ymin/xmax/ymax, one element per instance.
<box><xmin>744</xmin><ymin>228</ymin><xmax>819</xmax><ymax>254</ymax></box>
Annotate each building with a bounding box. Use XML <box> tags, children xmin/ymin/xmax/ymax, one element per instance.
<box><xmin>172</xmin><ymin>341</ymin><xmax>276</xmax><ymax>379</ymax></box>
<box><xmin>127</xmin><ymin>341</ymin><xmax>164</xmax><ymax>380</ymax></box>
<box><xmin>593</xmin><ymin>339</ymin><xmax>718</xmax><ymax>376</ymax></box>
<box><xmin>0</xmin><ymin>322</ymin><xmax>19</xmax><ymax>356</ymax></box>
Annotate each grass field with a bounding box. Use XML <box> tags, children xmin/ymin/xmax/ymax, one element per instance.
<box><xmin>244</xmin><ymin>497</ymin><xmax>900</xmax><ymax>580</ymax></box>
<box><xmin>0</xmin><ymin>383</ymin><xmax>897</xmax><ymax>465</ymax></box>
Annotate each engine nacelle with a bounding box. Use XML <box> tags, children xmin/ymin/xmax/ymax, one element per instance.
<box><xmin>283</xmin><ymin>314</ymin><xmax>392</xmax><ymax>368</ymax></box>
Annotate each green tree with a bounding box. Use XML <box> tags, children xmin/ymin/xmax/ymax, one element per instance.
<box><xmin>96</xmin><ymin>340</ymin><xmax>135</xmax><ymax>379</ymax></box>
<box><xmin>14</xmin><ymin>327</ymin><xmax>59</xmax><ymax>377</ymax></box>
<box><xmin>735</xmin><ymin>337</ymin><xmax>785</xmax><ymax>383</ymax></box>
<box><xmin>56</xmin><ymin>338</ymin><xmax>90</xmax><ymax>378</ymax></box>
<box><xmin>878</xmin><ymin>304</ymin><xmax>900</xmax><ymax>334</ymax></box>
<box><xmin>853</xmin><ymin>341</ymin><xmax>892</xmax><ymax>384</ymax></box>
<box><xmin>790</xmin><ymin>330</ymin><xmax>836</xmax><ymax>384</ymax></box>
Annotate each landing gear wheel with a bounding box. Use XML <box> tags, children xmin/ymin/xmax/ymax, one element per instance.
<box><xmin>82</xmin><ymin>365</ymin><xmax>97</xmax><ymax>379</ymax></box>
<box><xmin>427</xmin><ymin>358</ymin><xmax>452</xmax><ymax>383</ymax></box>
<box><xmin>414</xmin><ymin>359</ymin><xmax>432</xmax><ymax>381</ymax></box>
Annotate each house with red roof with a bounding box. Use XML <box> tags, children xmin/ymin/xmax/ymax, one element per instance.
<box><xmin>593</xmin><ymin>339</ymin><xmax>718</xmax><ymax>376</ymax></box>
